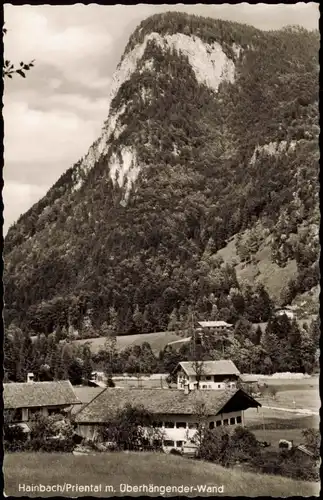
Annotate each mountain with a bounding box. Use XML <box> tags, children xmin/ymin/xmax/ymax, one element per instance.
<box><xmin>4</xmin><ymin>12</ymin><xmax>319</xmax><ymax>336</ymax></box>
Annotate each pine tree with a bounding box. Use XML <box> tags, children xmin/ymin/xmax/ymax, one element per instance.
<box><xmin>61</xmin><ymin>343</ymin><xmax>73</xmax><ymax>380</ymax></box>
<box><xmin>286</xmin><ymin>319</ymin><xmax>304</xmax><ymax>372</ymax></box>
<box><xmin>103</xmin><ymin>327</ymin><xmax>118</xmax><ymax>377</ymax></box>
<box><xmin>4</xmin><ymin>333</ymin><xmax>15</xmax><ymax>381</ymax></box>
<box><xmin>142</xmin><ymin>305</ymin><xmax>153</xmax><ymax>333</ymax></box>
<box><xmin>300</xmin><ymin>330</ymin><xmax>316</xmax><ymax>374</ymax></box>
<box><xmin>167</xmin><ymin>308</ymin><xmax>180</xmax><ymax>332</ymax></box>
<box><xmin>53</xmin><ymin>346</ymin><xmax>67</xmax><ymax>380</ymax></box>
<box><xmin>262</xmin><ymin>327</ymin><xmax>286</xmax><ymax>373</ymax></box>
<box><xmin>133</xmin><ymin>304</ymin><xmax>144</xmax><ymax>332</ymax></box>
<box><xmin>108</xmin><ymin>306</ymin><xmax>119</xmax><ymax>334</ymax></box>
<box><xmin>68</xmin><ymin>358</ymin><xmax>83</xmax><ymax>385</ymax></box>
<box><xmin>254</xmin><ymin>325</ymin><xmax>263</xmax><ymax>345</ymax></box>
<box><xmin>309</xmin><ymin>315</ymin><xmax>320</xmax><ymax>348</ymax></box>
<box><xmin>82</xmin><ymin>345</ymin><xmax>93</xmax><ymax>383</ymax></box>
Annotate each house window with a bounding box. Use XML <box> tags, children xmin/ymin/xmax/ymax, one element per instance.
<box><xmin>28</xmin><ymin>408</ymin><xmax>41</xmax><ymax>418</ymax></box>
<box><xmin>202</xmin><ymin>384</ymin><xmax>207</xmax><ymax>389</ymax></box>
<box><xmin>216</xmin><ymin>420</ymin><xmax>222</xmax><ymax>427</ymax></box>
<box><xmin>12</xmin><ymin>409</ymin><xmax>23</xmax><ymax>422</ymax></box>
<box><xmin>176</xmin><ymin>441</ymin><xmax>185</xmax><ymax>448</ymax></box>
<box><xmin>176</xmin><ymin>422</ymin><xmax>187</xmax><ymax>429</ymax></box>
<box><xmin>188</xmin><ymin>423</ymin><xmax>197</xmax><ymax>429</ymax></box>
<box><xmin>209</xmin><ymin>422</ymin><xmax>214</xmax><ymax>429</ymax></box>
<box><xmin>223</xmin><ymin>419</ymin><xmax>229</xmax><ymax>426</ymax></box>
<box><xmin>164</xmin><ymin>422</ymin><xmax>175</xmax><ymax>428</ymax></box>
<box><xmin>164</xmin><ymin>440</ymin><xmax>175</xmax><ymax>447</ymax></box>
<box><xmin>230</xmin><ymin>417</ymin><xmax>235</xmax><ymax>425</ymax></box>
<box><xmin>48</xmin><ymin>408</ymin><xmax>59</xmax><ymax>416</ymax></box>
<box><xmin>218</xmin><ymin>384</ymin><xmax>221</xmax><ymax>389</ymax></box>
<box><xmin>206</xmin><ymin>376</ymin><xmax>211</xmax><ymax>381</ymax></box>
<box><xmin>236</xmin><ymin>415</ymin><xmax>242</xmax><ymax>424</ymax></box>
<box><xmin>153</xmin><ymin>421</ymin><xmax>163</xmax><ymax>428</ymax></box>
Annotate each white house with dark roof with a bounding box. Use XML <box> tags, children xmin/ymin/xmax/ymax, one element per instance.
<box><xmin>274</xmin><ymin>307</ymin><xmax>295</xmax><ymax>320</ymax></box>
<box><xmin>173</xmin><ymin>360</ymin><xmax>240</xmax><ymax>391</ymax></box>
<box><xmin>73</xmin><ymin>387</ymin><xmax>261</xmax><ymax>452</ymax></box>
<box><xmin>3</xmin><ymin>380</ymin><xmax>82</xmax><ymax>431</ymax></box>
<box><xmin>198</xmin><ymin>320</ymin><xmax>233</xmax><ymax>330</ymax></box>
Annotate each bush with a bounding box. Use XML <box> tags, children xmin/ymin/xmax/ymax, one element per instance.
<box><xmin>4</xmin><ymin>424</ymin><xmax>28</xmax><ymax>452</ymax></box>
<box><xmin>99</xmin><ymin>404</ymin><xmax>164</xmax><ymax>451</ymax></box>
<box><xmin>250</xmin><ymin>448</ymin><xmax>320</xmax><ymax>482</ymax></box>
<box><xmin>197</xmin><ymin>427</ymin><xmax>230</xmax><ymax>464</ymax></box>
<box><xmin>107</xmin><ymin>376</ymin><xmax>115</xmax><ymax>387</ymax></box>
<box><xmin>268</xmin><ymin>386</ymin><xmax>278</xmax><ymax>399</ymax></box>
<box><xmin>28</xmin><ymin>413</ymin><xmax>74</xmax><ymax>452</ymax></box>
<box><xmin>170</xmin><ymin>448</ymin><xmax>182</xmax><ymax>456</ymax></box>
<box><xmin>198</xmin><ymin>426</ymin><xmax>260</xmax><ymax>466</ymax></box>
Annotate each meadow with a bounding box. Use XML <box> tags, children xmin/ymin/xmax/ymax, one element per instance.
<box><xmin>4</xmin><ymin>452</ymin><xmax>319</xmax><ymax>497</ymax></box>
<box><xmin>72</xmin><ymin>330</ymin><xmax>183</xmax><ymax>355</ymax></box>
<box><xmin>243</xmin><ymin>376</ymin><xmax>319</xmax><ymax>450</ymax></box>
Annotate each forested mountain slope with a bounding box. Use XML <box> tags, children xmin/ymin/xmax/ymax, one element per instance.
<box><xmin>4</xmin><ymin>12</ymin><xmax>319</xmax><ymax>336</ymax></box>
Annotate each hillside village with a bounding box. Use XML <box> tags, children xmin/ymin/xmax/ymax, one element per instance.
<box><xmin>4</xmin><ymin>303</ymin><xmax>320</xmax><ymax>473</ymax></box>
<box><xmin>4</xmin><ymin>338</ymin><xmax>320</xmax><ymax>476</ymax></box>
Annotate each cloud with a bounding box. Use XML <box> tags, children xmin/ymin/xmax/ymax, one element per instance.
<box><xmin>2</xmin><ymin>181</ymin><xmax>46</xmax><ymax>235</ymax></box>
<box><xmin>4</xmin><ymin>8</ymin><xmax>113</xmax><ymax>69</ymax></box>
<box><xmin>3</xmin><ymin>97</ymin><xmax>104</xmax><ymax>166</ymax></box>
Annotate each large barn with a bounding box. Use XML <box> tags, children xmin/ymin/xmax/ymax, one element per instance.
<box><xmin>73</xmin><ymin>387</ymin><xmax>261</xmax><ymax>452</ymax></box>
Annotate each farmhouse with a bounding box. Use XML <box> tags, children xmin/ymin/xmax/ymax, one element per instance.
<box><xmin>74</xmin><ymin>387</ymin><xmax>261</xmax><ymax>451</ymax></box>
<box><xmin>173</xmin><ymin>360</ymin><xmax>240</xmax><ymax>391</ymax></box>
<box><xmin>3</xmin><ymin>380</ymin><xmax>81</xmax><ymax>431</ymax></box>
<box><xmin>274</xmin><ymin>307</ymin><xmax>295</xmax><ymax>320</ymax></box>
<box><xmin>197</xmin><ymin>320</ymin><xmax>234</xmax><ymax>333</ymax></box>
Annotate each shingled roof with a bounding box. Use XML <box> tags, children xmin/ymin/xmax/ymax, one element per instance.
<box><xmin>71</xmin><ymin>386</ymin><xmax>105</xmax><ymax>415</ymax></box>
<box><xmin>74</xmin><ymin>387</ymin><xmax>260</xmax><ymax>424</ymax></box>
<box><xmin>174</xmin><ymin>360</ymin><xmax>240</xmax><ymax>377</ymax></box>
<box><xmin>3</xmin><ymin>381</ymin><xmax>81</xmax><ymax>409</ymax></box>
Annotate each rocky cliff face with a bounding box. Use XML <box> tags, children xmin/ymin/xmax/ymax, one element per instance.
<box><xmin>4</xmin><ymin>12</ymin><xmax>319</xmax><ymax>334</ymax></box>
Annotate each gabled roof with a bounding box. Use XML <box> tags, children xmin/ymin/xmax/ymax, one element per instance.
<box><xmin>174</xmin><ymin>360</ymin><xmax>240</xmax><ymax>377</ymax></box>
<box><xmin>3</xmin><ymin>381</ymin><xmax>81</xmax><ymax>409</ymax></box>
<box><xmin>74</xmin><ymin>387</ymin><xmax>260</xmax><ymax>423</ymax></box>
<box><xmin>71</xmin><ymin>386</ymin><xmax>105</xmax><ymax>415</ymax></box>
<box><xmin>198</xmin><ymin>321</ymin><xmax>233</xmax><ymax>328</ymax></box>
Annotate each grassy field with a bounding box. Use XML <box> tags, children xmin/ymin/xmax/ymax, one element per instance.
<box><xmin>252</xmin><ymin>428</ymin><xmax>308</xmax><ymax>449</ymax></box>
<box><xmin>4</xmin><ymin>452</ymin><xmax>319</xmax><ymax>497</ymax></box>
<box><xmin>258</xmin><ymin>376</ymin><xmax>319</xmax><ymax>412</ymax></box>
<box><xmin>72</xmin><ymin>330</ymin><xmax>182</xmax><ymax>355</ymax></box>
<box><xmin>244</xmin><ymin>407</ymin><xmax>318</xmax><ymax>451</ymax></box>
<box><xmin>245</xmin><ymin>407</ymin><xmax>319</xmax><ymax>428</ymax></box>
<box><xmin>243</xmin><ymin>376</ymin><xmax>319</xmax><ymax>450</ymax></box>
<box><xmin>245</xmin><ymin>377</ymin><xmax>319</xmax><ymax>419</ymax></box>
<box><xmin>215</xmin><ymin>234</ymin><xmax>298</xmax><ymax>302</ymax></box>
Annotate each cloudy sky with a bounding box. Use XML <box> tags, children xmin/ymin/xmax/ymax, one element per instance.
<box><xmin>3</xmin><ymin>3</ymin><xmax>319</xmax><ymax>235</ymax></box>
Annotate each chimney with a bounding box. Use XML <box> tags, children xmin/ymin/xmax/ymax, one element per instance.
<box><xmin>184</xmin><ymin>382</ymin><xmax>189</xmax><ymax>395</ymax></box>
<box><xmin>27</xmin><ymin>372</ymin><xmax>34</xmax><ymax>383</ymax></box>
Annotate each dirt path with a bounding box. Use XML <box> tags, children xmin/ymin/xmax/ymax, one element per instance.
<box><xmin>261</xmin><ymin>405</ymin><xmax>319</xmax><ymax>416</ymax></box>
